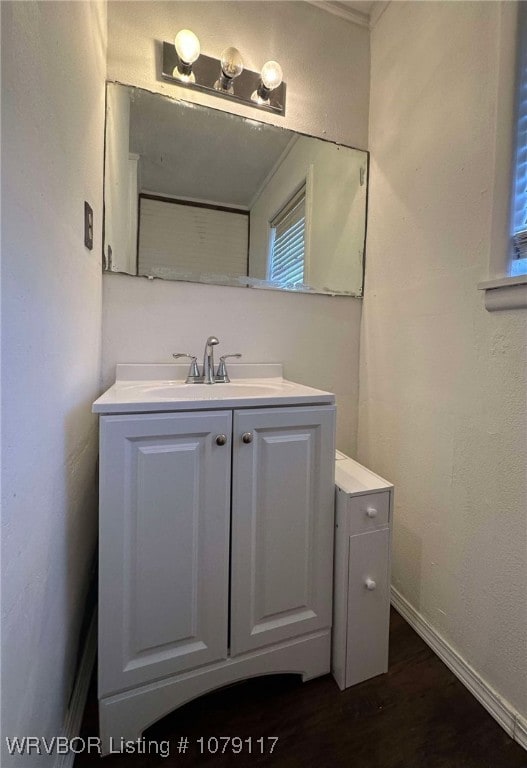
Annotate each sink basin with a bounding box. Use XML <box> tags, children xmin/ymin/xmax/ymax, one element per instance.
<box><xmin>93</xmin><ymin>363</ymin><xmax>335</xmax><ymax>414</ymax></box>
<box><xmin>143</xmin><ymin>381</ymin><xmax>286</xmax><ymax>399</ymax></box>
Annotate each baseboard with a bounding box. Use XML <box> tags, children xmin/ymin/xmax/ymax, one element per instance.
<box><xmin>54</xmin><ymin>609</ymin><xmax>97</xmax><ymax>768</ymax></box>
<box><xmin>515</xmin><ymin>713</ymin><xmax>527</xmax><ymax>750</ymax></box>
<box><xmin>391</xmin><ymin>587</ymin><xmax>526</xmax><ymax>752</ymax></box>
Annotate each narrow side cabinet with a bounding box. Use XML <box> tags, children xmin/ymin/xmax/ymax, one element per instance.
<box><xmin>332</xmin><ymin>453</ymin><xmax>393</xmax><ymax>690</ymax></box>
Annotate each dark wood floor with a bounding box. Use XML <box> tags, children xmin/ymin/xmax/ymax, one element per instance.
<box><xmin>76</xmin><ymin>610</ymin><xmax>526</xmax><ymax>767</ymax></box>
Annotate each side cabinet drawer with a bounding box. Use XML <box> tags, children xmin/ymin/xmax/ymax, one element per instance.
<box><xmin>345</xmin><ymin>528</ymin><xmax>390</xmax><ymax>688</ymax></box>
<box><xmin>348</xmin><ymin>491</ymin><xmax>390</xmax><ymax>535</ymax></box>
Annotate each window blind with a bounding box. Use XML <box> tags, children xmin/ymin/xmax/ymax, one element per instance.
<box><xmin>269</xmin><ymin>185</ymin><xmax>306</xmax><ymax>288</ymax></box>
<box><xmin>138</xmin><ymin>197</ymin><xmax>248</xmax><ymax>279</ymax></box>
<box><xmin>512</xmin><ymin>7</ymin><xmax>527</xmax><ymax>260</ymax></box>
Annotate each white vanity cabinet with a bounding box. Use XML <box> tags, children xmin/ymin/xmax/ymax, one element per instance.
<box><xmin>95</xmin><ymin>386</ymin><xmax>335</xmax><ymax>748</ymax></box>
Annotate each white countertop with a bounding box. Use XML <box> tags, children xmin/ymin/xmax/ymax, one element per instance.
<box><xmin>335</xmin><ymin>452</ymin><xmax>393</xmax><ymax>496</ymax></box>
<box><xmin>93</xmin><ymin>363</ymin><xmax>335</xmax><ymax>414</ymax></box>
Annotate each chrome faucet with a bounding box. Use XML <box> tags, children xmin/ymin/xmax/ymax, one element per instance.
<box><xmin>173</xmin><ymin>338</ymin><xmax>241</xmax><ymax>383</ymax></box>
<box><xmin>203</xmin><ymin>336</ymin><xmax>220</xmax><ymax>384</ymax></box>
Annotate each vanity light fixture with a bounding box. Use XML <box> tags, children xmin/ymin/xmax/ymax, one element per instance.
<box><xmin>162</xmin><ymin>31</ymin><xmax>286</xmax><ymax>115</ymax></box>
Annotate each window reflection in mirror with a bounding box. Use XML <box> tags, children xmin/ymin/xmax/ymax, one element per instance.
<box><xmin>104</xmin><ymin>82</ymin><xmax>368</xmax><ymax>296</ymax></box>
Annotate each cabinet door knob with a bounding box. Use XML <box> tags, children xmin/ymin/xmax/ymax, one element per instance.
<box><xmin>215</xmin><ymin>434</ymin><xmax>227</xmax><ymax>446</ymax></box>
<box><xmin>365</xmin><ymin>578</ymin><xmax>377</xmax><ymax>590</ymax></box>
<box><xmin>366</xmin><ymin>507</ymin><xmax>377</xmax><ymax>518</ymax></box>
<box><xmin>241</xmin><ymin>432</ymin><xmax>253</xmax><ymax>444</ymax></box>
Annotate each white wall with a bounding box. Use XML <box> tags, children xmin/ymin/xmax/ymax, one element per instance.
<box><xmin>107</xmin><ymin>0</ymin><xmax>369</xmax><ymax>149</ymax></box>
<box><xmin>104</xmin><ymin>0</ymin><xmax>370</xmax><ymax>454</ymax></box>
<box><xmin>1</xmin><ymin>2</ymin><xmax>107</xmax><ymax>763</ymax></box>
<box><xmin>102</xmin><ymin>274</ymin><xmax>360</xmax><ymax>453</ymax></box>
<box><xmin>359</xmin><ymin>0</ymin><xmax>527</xmax><ymax>720</ymax></box>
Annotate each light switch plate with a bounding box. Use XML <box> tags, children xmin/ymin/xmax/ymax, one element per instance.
<box><xmin>84</xmin><ymin>202</ymin><xmax>93</xmax><ymax>250</ymax></box>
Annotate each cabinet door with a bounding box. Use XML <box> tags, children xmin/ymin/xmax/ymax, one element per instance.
<box><xmin>231</xmin><ymin>406</ymin><xmax>336</xmax><ymax>655</ymax></box>
<box><xmin>346</xmin><ymin>528</ymin><xmax>390</xmax><ymax>687</ymax></box>
<box><xmin>99</xmin><ymin>411</ymin><xmax>231</xmax><ymax>697</ymax></box>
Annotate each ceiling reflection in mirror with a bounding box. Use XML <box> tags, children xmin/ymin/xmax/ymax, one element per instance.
<box><xmin>104</xmin><ymin>82</ymin><xmax>368</xmax><ymax>296</ymax></box>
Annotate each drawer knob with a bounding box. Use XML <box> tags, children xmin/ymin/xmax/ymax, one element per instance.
<box><xmin>366</xmin><ymin>507</ymin><xmax>378</xmax><ymax>518</ymax></box>
<box><xmin>365</xmin><ymin>578</ymin><xmax>377</xmax><ymax>591</ymax></box>
<box><xmin>215</xmin><ymin>434</ymin><xmax>227</xmax><ymax>446</ymax></box>
<box><xmin>242</xmin><ymin>432</ymin><xmax>253</xmax><ymax>444</ymax></box>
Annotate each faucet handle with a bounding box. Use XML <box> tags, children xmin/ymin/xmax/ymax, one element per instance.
<box><xmin>172</xmin><ymin>353</ymin><xmax>201</xmax><ymax>382</ymax></box>
<box><xmin>216</xmin><ymin>353</ymin><xmax>242</xmax><ymax>383</ymax></box>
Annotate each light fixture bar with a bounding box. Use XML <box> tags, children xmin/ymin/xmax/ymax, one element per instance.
<box><xmin>161</xmin><ymin>42</ymin><xmax>286</xmax><ymax>116</ymax></box>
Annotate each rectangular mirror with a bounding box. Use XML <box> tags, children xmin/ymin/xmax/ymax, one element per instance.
<box><xmin>104</xmin><ymin>82</ymin><xmax>368</xmax><ymax>296</ymax></box>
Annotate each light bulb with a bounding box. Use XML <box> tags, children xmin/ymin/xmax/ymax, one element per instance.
<box><xmin>174</xmin><ymin>29</ymin><xmax>200</xmax><ymax>65</ymax></box>
<box><xmin>173</xmin><ymin>29</ymin><xmax>200</xmax><ymax>83</ymax></box>
<box><xmin>260</xmin><ymin>61</ymin><xmax>283</xmax><ymax>91</ymax></box>
<box><xmin>220</xmin><ymin>47</ymin><xmax>243</xmax><ymax>79</ymax></box>
<box><xmin>252</xmin><ymin>60</ymin><xmax>283</xmax><ymax>106</ymax></box>
<box><xmin>214</xmin><ymin>46</ymin><xmax>243</xmax><ymax>94</ymax></box>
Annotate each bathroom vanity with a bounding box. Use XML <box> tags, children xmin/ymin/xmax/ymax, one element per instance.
<box><xmin>93</xmin><ymin>362</ymin><xmax>336</xmax><ymax>749</ymax></box>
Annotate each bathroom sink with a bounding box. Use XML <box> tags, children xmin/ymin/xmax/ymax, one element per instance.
<box><xmin>142</xmin><ymin>381</ymin><xmax>287</xmax><ymax>399</ymax></box>
<box><xmin>92</xmin><ymin>363</ymin><xmax>335</xmax><ymax>414</ymax></box>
